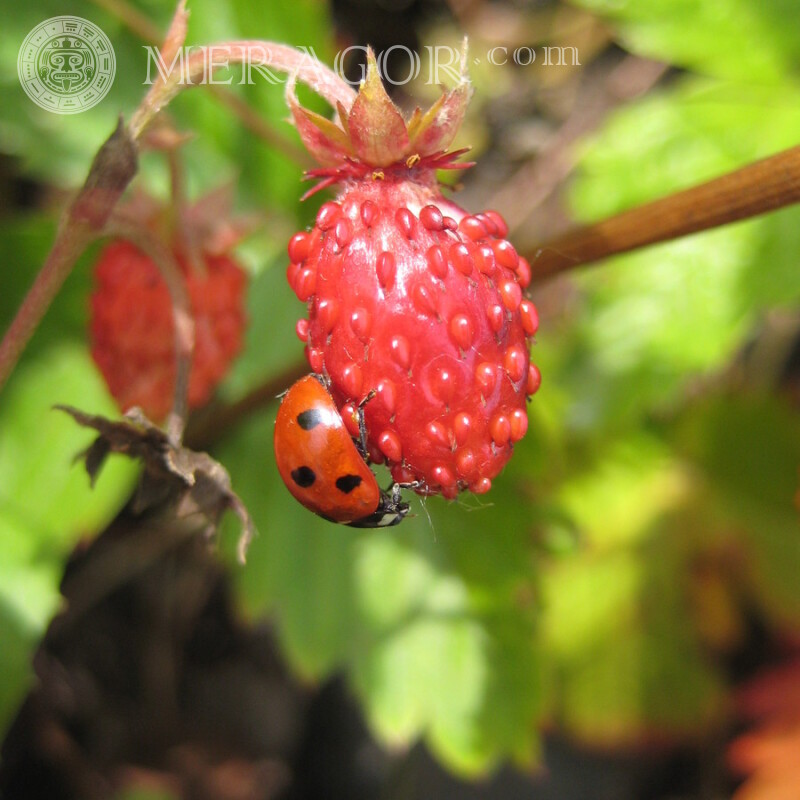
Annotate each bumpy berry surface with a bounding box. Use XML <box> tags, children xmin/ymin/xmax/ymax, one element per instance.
<box><xmin>90</xmin><ymin>240</ymin><xmax>246</xmax><ymax>421</ymax></box>
<box><xmin>288</xmin><ymin>173</ymin><xmax>540</xmax><ymax>498</ymax></box>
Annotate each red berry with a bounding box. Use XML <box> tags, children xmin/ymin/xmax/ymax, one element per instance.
<box><xmin>90</xmin><ymin>240</ymin><xmax>246</xmax><ymax>421</ymax></box>
<box><xmin>285</xmin><ymin>51</ymin><xmax>540</xmax><ymax>497</ymax></box>
<box><xmin>288</xmin><ymin>195</ymin><xmax>540</xmax><ymax>496</ymax></box>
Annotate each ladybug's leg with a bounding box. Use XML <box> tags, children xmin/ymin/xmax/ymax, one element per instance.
<box><xmin>310</xmin><ymin>372</ymin><xmax>330</xmax><ymax>388</ymax></box>
<box><xmin>355</xmin><ymin>389</ymin><xmax>376</xmax><ymax>458</ymax></box>
<box><xmin>385</xmin><ymin>480</ymin><xmax>423</xmax><ymax>505</ymax></box>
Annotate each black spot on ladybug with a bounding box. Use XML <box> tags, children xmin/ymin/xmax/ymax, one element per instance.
<box><xmin>291</xmin><ymin>466</ymin><xmax>316</xmax><ymax>488</ymax></box>
<box><xmin>297</xmin><ymin>408</ymin><xmax>324</xmax><ymax>430</ymax></box>
<box><xmin>335</xmin><ymin>474</ymin><xmax>362</xmax><ymax>494</ymax></box>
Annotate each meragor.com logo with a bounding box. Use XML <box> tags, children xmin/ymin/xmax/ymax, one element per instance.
<box><xmin>17</xmin><ymin>16</ymin><xmax>116</xmax><ymax>114</ymax></box>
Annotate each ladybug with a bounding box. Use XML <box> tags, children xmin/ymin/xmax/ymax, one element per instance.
<box><xmin>274</xmin><ymin>374</ymin><xmax>410</xmax><ymax>527</ymax></box>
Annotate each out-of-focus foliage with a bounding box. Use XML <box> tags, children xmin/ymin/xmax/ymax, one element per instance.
<box><xmin>0</xmin><ymin>0</ymin><xmax>798</xmax><ymax>781</ymax></box>
<box><xmin>552</xmin><ymin>0</ymin><xmax>800</xmax><ymax>747</ymax></box>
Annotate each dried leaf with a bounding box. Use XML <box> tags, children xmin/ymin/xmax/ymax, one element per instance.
<box><xmin>56</xmin><ymin>405</ymin><xmax>255</xmax><ymax>561</ymax></box>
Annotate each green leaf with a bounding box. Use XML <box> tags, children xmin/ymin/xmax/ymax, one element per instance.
<box><xmin>563</xmin><ymin>80</ymin><xmax>800</xmax><ymax>431</ymax></box>
<box><xmin>350</xmin><ymin>528</ymin><xmax>542</xmax><ymax>774</ymax></box>
<box><xmin>571</xmin><ymin>0</ymin><xmax>800</xmax><ymax>82</ymax></box>
<box><xmin>351</xmin><ymin>592</ymin><xmax>488</xmax><ymax>766</ymax></box>
<box><xmin>216</xmin><ymin>411</ymin><xmax>360</xmax><ymax>677</ymax></box>
<box><xmin>221</xmin><ymin>256</ymin><xmax>306</xmax><ymax>399</ymax></box>
<box><xmin>0</xmin><ymin>512</ymin><xmax>61</xmax><ymax>732</ymax></box>
<box><xmin>0</xmin><ymin>512</ymin><xmax>61</xmax><ymax>637</ymax></box>
<box><xmin>0</xmin><ymin>2</ymin><xmax>164</xmax><ymax>186</ymax></box>
<box><xmin>0</xmin><ymin>344</ymin><xmax>137</xmax><ymax>735</ymax></box>
<box><xmin>173</xmin><ymin>0</ymin><xmax>334</xmax><ymax>213</ymax></box>
<box><xmin>741</xmin><ymin>204</ymin><xmax>800</xmax><ymax>310</ymax></box>
<box><xmin>675</xmin><ymin>395</ymin><xmax>800</xmax><ymax>628</ymax></box>
<box><xmin>557</xmin><ymin>224</ymin><xmax>754</xmax><ymax>432</ymax></box>
<box><xmin>218</xmin><ymin>407</ymin><xmax>545</xmax><ymax>774</ymax></box>
<box><xmin>556</xmin><ymin>434</ymin><xmax>689</xmax><ymax>549</ymax></box>
<box><xmin>542</xmin><ymin>546</ymin><xmax>725</xmax><ymax>744</ymax></box>
<box><xmin>0</xmin><ymin>0</ymin><xmax>333</xmax><ymax>216</ymax></box>
<box><xmin>538</xmin><ymin>434</ymin><xmax>731</xmax><ymax>744</ymax></box>
<box><xmin>0</xmin><ymin>345</ymin><xmax>138</xmax><ymax>542</ymax></box>
<box><xmin>570</xmin><ymin>81</ymin><xmax>800</xmax><ymax>221</ymax></box>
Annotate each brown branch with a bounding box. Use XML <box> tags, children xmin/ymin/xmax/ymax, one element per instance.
<box><xmin>528</xmin><ymin>144</ymin><xmax>800</xmax><ymax>281</ymax></box>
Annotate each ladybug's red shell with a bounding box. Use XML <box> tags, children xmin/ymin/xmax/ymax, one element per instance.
<box><xmin>274</xmin><ymin>374</ymin><xmax>383</xmax><ymax>524</ymax></box>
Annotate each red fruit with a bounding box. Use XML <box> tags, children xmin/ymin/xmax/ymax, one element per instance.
<box><xmin>285</xmin><ymin>52</ymin><xmax>540</xmax><ymax>498</ymax></box>
<box><xmin>90</xmin><ymin>240</ymin><xmax>246</xmax><ymax>421</ymax></box>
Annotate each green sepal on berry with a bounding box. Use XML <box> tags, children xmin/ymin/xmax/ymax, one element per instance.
<box><xmin>288</xmin><ymin>47</ymin><xmax>472</xmax><ymax>170</ymax></box>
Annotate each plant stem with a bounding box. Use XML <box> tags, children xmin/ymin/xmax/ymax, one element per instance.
<box><xmin>0</xmin><ymin>228</ymin><xmax>92</xmax><ymax>388</ymax></box>
<box><xmin>91</xmin><ymin>0</ymin><xmax>161</xmax><ymax>41</ymax></box>
<box><xmin>528</xmin><ymin>144</ymin><xmax>800</xmax><ymax>280</ymax></box>
<box><xmin>206</xmin><ymin>87</ymin><xmax>313</xmax><ymax>168</ymax></box>
<box><xmin>0</xmin><ymin>121</ymin><xmax>138</xmax><ymax>390</ymax></box>
<box><xmin>129</xmin><ymin>40</ymin><xmax>356</xmax><ymax>143</ymax></box>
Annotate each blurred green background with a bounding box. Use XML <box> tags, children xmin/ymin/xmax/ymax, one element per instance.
<box><xmin>1</xmin><ymin>0</ymin><xmax>799</xmax><ymax>798</ymax></box>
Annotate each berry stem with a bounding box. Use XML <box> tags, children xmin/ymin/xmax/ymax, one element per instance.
<box><xmin>165</xmin><ymin>145</ymin><xmax>198</xmax><ymax>273</ymax></box>
<box><xmin>90</xmin><ymin>0</ymin><xmax>161</xmax><ymax>42</ymax></box>
<box><xmin>129</xmin><ymin>37</ymin><xmax>356</xmax><ymax>143</ymax></box>
<box><xmin>528</xmin><ymin>143</ymin><xmax>800</xmax><ymax>280</ymax></box>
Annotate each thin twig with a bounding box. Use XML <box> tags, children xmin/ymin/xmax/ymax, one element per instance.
<box><xmin>206</xmin><ymin>86</ymin><xmax>314</xmax><ymax>169</ymax></box>
<box><xmin>528</xmin><ymin>144</ymin><xmax>800</xmax><ymax>281</ymax></box>
<box><xmin>489</xmin><ymin>56</ymin><xmax>667</xmax><ymax>236</ymax></box>
<box><xmin>0</xmin><ymin>231</ymin><xmax>92</xmax><ymax>387</ymax></box>
<box><xmin>166</xmin><ymin>145</ymin><xmax>187</xmax><ymax>235</ymax></box>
